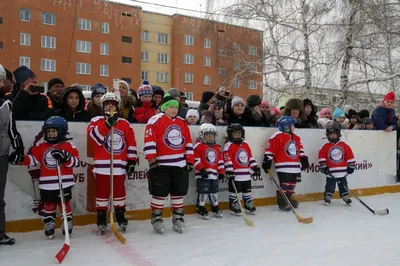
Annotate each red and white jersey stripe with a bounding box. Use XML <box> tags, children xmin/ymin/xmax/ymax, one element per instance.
<box><xmin>223</xmin><ymin>141</ymin><xmax>257</xmax><ymax>182</ymax></box>
<box><xmin>318</xmin><ymin>141</ymin><xmax>355</xmax><ymax>178</ymax></box>
<box><xmin>194</xmin><ymin>142</ymin><xmax>225</xmax><ymax>180</ymax></box>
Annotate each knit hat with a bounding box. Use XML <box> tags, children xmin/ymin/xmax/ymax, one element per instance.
<box><xmin>231</xmin><ymin>96</ymin><xmax>246</xmax><ymax>108</ymax></box>
<box><xmin>91</xmin><ymin>83</ymin><xmax>107</xmax><ymax>99</ymax></box>
<box><xmin>48</xmin><ymin>78</ymin><xmax>64</xmax><ymax>90</ymax></box>
<box><xmin>119</xmin><ymin>80</ymin><xmax>130</xmax><ymax>90</ymax></box>
<box><xmin>260</xmin><ymin>100</ymin><xmax>269</xmax><ymax>107</ymax></box>
<box><xmin>186</xmin><ymin>109</ymin><xmax>199</xmax><ymax>122</ymax></box>
<box><xmin>246</xmin><ymin>95</ymin><xmax>262</xmax><ymax>108</ymax></box>
<box><xmin>167</xmin><ymin>88</ymin><xmax>180</xmax><ymax>98</ymax></box>
<box><xmin>201</xmin><ymin>91</ymin><xmax>215</xmax><ymax>104</ymax></box>
<box><xmin>319</xmin><ymin>108</ymin><xmax>332</xmax><ymax>118</ymax></box>
<box><xmin>347</xmin><ymin>109</ymin><xmax>358</xmax><ymax>119</ymax></box>
<box><xmin>152</xmin><ymin>85</ymin><xmax>164</xmax><ymax>97</ymax></box>
<box><xmin>333</xmin><ymin>108</ymin><xmax>345</xmax><ymax>120</ymax></box>
<box><xmin>358</xmin><ymin>109</ymin><xmax>370</xmax><ymax>119</ymax></box>
<box><xmin>138</xmin><ymin>80</ymin><xmax>153</xmax><ymax>97</ymax></box>
<box><xmin>13</xmin><ymin>66</ymin><xmax>35</xmax><ymax>84</ymax></box>
<box><xmin>317</xmin><ymin>118</ymin><xmax>333</xmax><ymax>129</ymax></box>
<box><xmin>180</xmin><ymin>91</ymin><xmax>187</xmax><ymax>100</ymax></box>
<box><xmin>270</xmin><ymin>107</ymin><xmax>279</xmax><ymax>116</ymax></box>
<box><xmin>363</xmin><ymin>118</ymin><xmax>374</xmax><ymax>126</ymax></box>
<box><xmin>161</xmin><ymin>93</ymin><xmax>179</xmax><ymax>112</ymax></box>
<box><xmin>384</xmin><ymin>91</ymin><xmax>395</xmax><ymax>102</ymax></box>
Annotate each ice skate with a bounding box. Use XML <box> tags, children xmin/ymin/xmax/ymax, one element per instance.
<box><xmin>44</xmin><ymin>220</ymin><xmax>55</xmax><ymax>239</ymax></box>
<box><xmin>0</xmin><ymin>234</ymin><xmax>15</xmax><ymax>245</ymax></box>
<box><xmin>115</xmin><ymin>209</ymin><xmax>128</xmax><ymax>232</ymax></box>
<box><xmin>342</xmin><ymin>195</ymin><xmax>352</xmax><ymax>206</ymax></box>
<box><xmin>172</xmin><ymin>208</ymin><xmax>185</xmax><ymax>234</ymax></box>
<box><xmin>244</xmin><ymin>200</ymin><xmax>256</xmax><ymax>215</ymax></box>
<box><xmin>288</xmin><ymin>195</ymin><xmax>299</xmax><ymax>209</ymax></box>
<box><xmin>211</xmin><ymin>205</ymin><xmax>223</xmax><ymax>218</ymax></box>
<box><xmin>97</xmin><ymin>210</ymin><xmax>107</xmax><ymax>234</ymax></box>
<box><xmin>61</xmin><ymin>215</ymin><xmax>73</xmax><ymax>235</ymax></box>
<box><xmin>196</xmin><ymin>205</ymin><xmax>209</xmax><ymax>220</ymax></box>
<box><xmin>277</xmin><ymin>195</ymin><xmax>290</xmax><ymax>211</ymax></box>
<box><xmin>229</xmin><ymin>201</ymin><xmax>241</xmax><ymax>216</ymax></box>
<box><xmin>151</xmin><ymin>209</ymin><xmax>164</xmax><ymax>234</ymax></box>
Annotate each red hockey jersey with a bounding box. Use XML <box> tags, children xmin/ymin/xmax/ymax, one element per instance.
<box><xmin>318</xmin><ymin>141</ymin><xmax>355</xmax><ymax>178</ymax></box>
<box><xmin>22</xmin><ymin>141</ymin><xmax>79</xmax><ymax>190</ymax></box>
<box><xmin>223</xmin><ymin>141</ymin><xmax>257</xmax><ymax>182</ymax></box>
<box><xmin>144</xmin><ymin>113</ymin><xmax>194</xmax><ymax>168</ymax></box>
<box><xmin>87</xmin><ymin>116</ymin><xmax>138</xmax><ymax>175</ymax></box>
<box><xmin>194</xmin><ymin>142</ymin><xmax>225</xmax><ymax>180</ymax></box>
<box><xmin>265</xmin><ymin>131</ymin><xmax>306</xmax><ymax>173</ymax></box>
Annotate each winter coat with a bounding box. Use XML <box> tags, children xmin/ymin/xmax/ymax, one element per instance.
<box><xmin>12</xmin><ymin>89</ymin><xmax>54</xmax><ymax>121</ymax></box>
<box><xmin>198</xmin><ymin>103</ymin><xmax>210</xmax><ymax>116</ymax></box>
<box><xmin>248</xmin><ymin>107</ymin><xmax>270</xmax><ymax>127</ymax></box>
<box><xmin>227</xmin><ymin>107</ymin><xmax>260</xmax><ymax>127</ymax></box>
<box><xmin>87</xmin><ymin>101</ymin><xmax>103</xmax><ymax>118</ymax></box>
<box><xmin>46</xmin><ymin>91</ymin><xmax>63</xmax><ymax>112</ymax></box>
<box><xmin>0</xmin><ymin>99</ymin><xmax>24</xmax><ymax>156</ymax></box>
<box><xmin>55</xmin><ymin>87</ymin><xmax>91</xmax><ymax>122</ymax></box>
<box><xmin>303</xmin><ymin>99</ymin><xmax>318</xmax><ymax>128</ymax></box>
<box><xmin>284</xmin><ymin>98</ymin><xmax>310</xmax><ymax>128</ymax></box>
<box><xmin>372</xmin><ymin>102</ymin><xmax>397</xmax><ymax>130</ymax></box>
<box><xmin>133</xmin><ymin>101</ymin><xmax>157</xmax><ymax>123</ymax></box>
<box><xmin>199</xmin><ymin>110</ymin><xmax>228</xmax><ymax>126</ymax></box>
<box><xmin>120</xmin><ymin>95</ymin><xmax>135</xmax><ymax>120</ymax></box>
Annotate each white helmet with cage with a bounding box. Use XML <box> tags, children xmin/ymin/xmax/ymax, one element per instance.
<box><xmin>100</xmin><ymin>92</ymin><xmax>121</xmax><ymax>115</ymax></box>
<box><xmin>199</xmin><ymin>123</ymin><xmax>218</xmax><ymax>145</ymax></box>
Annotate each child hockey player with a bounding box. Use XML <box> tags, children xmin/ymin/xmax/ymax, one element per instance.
<box><xmin>194</xmin><ymin>123</ymin><xmax>225</xmax><ymax>219</ymax></box>
<box><xmin>223</xmin><ymin>123</ymin><xmax>260</xmax><ymax>216</ymax></box>
<box><xmin>262</xmin><ymin>116</ymin><xmax>309</xmax><ymax>210</ymax></box>
<box><xmin>318</xmin><ymin>123</ymin><xmax>355</xmax><ymax>205</ymax></box>
<box><xmin>9</xmin><ymin>116</ymin><xmax>79</xmax><ymax>238</ymax></box>
<box><xmin>144</xmin><ymin>93</ymin><xmax>194</xmax><ymax>234</ymax></box>
<box><xmin>87</xmin><ymin>92</ymin><xmax>138</xmax><ymax>233</ymax></box>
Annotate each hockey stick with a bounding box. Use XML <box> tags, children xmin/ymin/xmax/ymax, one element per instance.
<box><xmin>55</xmin><ymin>161</ymin><xmax>70</xmax><ymax>264</ymax></box>
<box><xmin>109</xmin><ymin>110</ymin><xmax>126</xmax><ymax>244</ymax></box>
<box><xmin>267</xmin><ymin>170</ymin><xmax>313</xmax><ymax>224</ymax></box>
<box><xmin>328</xmin><ymin>173</ymin><xmax>389</xmax><ymax>216</ymax></box>
<box><xmin>231</xmin><ymin>179</ymin><xmax>254</xmax><ymax>227</ymax></box>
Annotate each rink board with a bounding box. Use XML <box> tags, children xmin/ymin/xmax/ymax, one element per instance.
<box><xmin>5</xmin><ymin>121</ymin><xmax>399</xmax><ymax>232</ymax></box>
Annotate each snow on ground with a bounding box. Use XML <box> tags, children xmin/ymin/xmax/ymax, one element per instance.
<box><xmin>1</xmin><ymin>193</ymin><xmax>399</xmax><ymax>266</ymax></box>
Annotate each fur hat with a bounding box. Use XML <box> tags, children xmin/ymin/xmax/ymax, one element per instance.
<box><xmin>284</xmin><ymin>98</ymin><xmax>303</xmax><ymax>117</ymax></box>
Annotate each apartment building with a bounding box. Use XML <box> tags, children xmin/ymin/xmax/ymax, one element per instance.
<box><xmin>0</xmin><ymin>0</ymin><xmax>263</xmax><ymax>101</ymax></box>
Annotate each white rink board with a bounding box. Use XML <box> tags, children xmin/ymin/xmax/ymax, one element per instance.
<box><xmin>6</xmin><ymin>121</ymin><xmax>397</xmax><ymax>221</ymax></box>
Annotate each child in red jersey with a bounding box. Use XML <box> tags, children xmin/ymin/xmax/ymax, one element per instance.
<box><xmin>262</xmin><ymin>116</ymin><xmax>309</xmax><ymax>211</ymax></box>
<box><xmin>194</xmin><ymin>123</ymin><xmax>225</xmax><ymax>219</ymax></box>
<box><xmin>318</xmin><ymin>123</ymin><xmax>355</xmax><ymax>205</ymax></box>
<box><xmin>144</xmin><ymin>93</ymin><xmax>194</xmax><ymax>234</ymax></box>
<box><xmin>10</xmin><ymin>116</ymin><xmax>79</xmax><ymax>239</ymax></box>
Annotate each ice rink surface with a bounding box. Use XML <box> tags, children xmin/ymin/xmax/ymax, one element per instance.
<box><xmin>1</xmin><ymin>193</ymin><xmax>399</xmax><ymax>266</ymax></box>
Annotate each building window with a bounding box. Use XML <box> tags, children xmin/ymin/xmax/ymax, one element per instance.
<box><xmin>248</xmin><ymin>46</ymin><xmax>257</xmax><ymax>55</ymax></box>
<box><xmin>76</xmin><ymin>62</ymin><xmax>91</xmax><ymax>75</ymax></box>
<box><xmin>156</xmin><ymin>72</ymin><xmax>168</xmax><ymax>83</ymax></box>
<box><xmin>219</xmin><ymin>68</ymin><xmax>226</xmax><ymax>74</ymax></box>
<box><xmin>0</xmin><ymin>17</ymin><xmax>2</xmax><ymax>24</ymax></box>
<box><xmin>76</xmin><ymin>40</ymin><xmax>91</xmax><ymax>53</ymax></box>
<box><xmin>184</xmin><ymin>35</ymin><xmax>194</xmax><ymax>46</ymax></box>
<box><xmin>41</xmin><ymin>59</ymin><xmax>56</xmax><ymax>72</ymax></box>
<box><xmin>204</xmin><ymin>56</ymin><xmax>211</xmax><ymax>67</ymax></box>
<box><xmin>122</xmin><ymin>56</ymin><xmax>132</xmax><ymax>64</ymax></box>
<box><xmin>234</xmin><ymin>78</ymin><xmax>240</xmax><ymax>88</ymax></box>
<box><xmin>141</xmin><ymin>31</ymin><xmax>149</xmax><ymax>41</ymax></box>
<box><xmin>233</xmin><ymin>43</ymin><xmax>239</xmax><ymax>52</ymax></box>
<box><xmin>0</xmin><ymin>42</ymin><xmax>2</xmax><ymax>50</ymax></box>
<box><xmin>100</xmin><ymin>65</ymin><xmax>109</xmax><ymax>77</ymax></box>
<box><xmin>20</xmin><ymin>9</ymin><xmax>30</xmax><ymax>22</ymax></box>
<box><xmin>100</xmin><ymin>43</ymin><xmax>109</xmax><ymax>55</ymax></box>
<box><xmin>122</xmin><ymin>12</ymin><xmax>132</xmax><ymax>17</ymax></box>
<box><xmin>20</xmin><ymin>33</ymin><xmax>30</xmax><ymax>46</ymax></box>
<box><xmin>248</xmin><ymin>80</ymin><xmax>257</xmax><ymax>89</ymax></box>
<box><xmin>141</xmin><ymin>70</ymin><xmax>148</xmax><ymax>81</ymax></box>
<box><xmin>203</xmin><ymin>75</ymin><xmax>211</xmax><ymax>85</ymax></box>
<box><xmin>42</xmin><ymin>12</ymin><xmax>56</xmax><ymax>25</ymax></box>
<box><xmin>41</xmin><ymin>36</ymin><xmax>56</xmax><ymax>49</ymax></box>
<box><xmin>184</xmin><ymin>54</ymin><xmax>194</xmax><ymax>64</ymax></box>
<box><xmin>80</xmin><ymin>85</ymin><xmax>91</xmax><ymax>91</ymax></box>
<box><xmin>158</xmin><ymin>33</ymin><xmax>168</xmax><ymax>44</ymax></box>
<box><xmin>101</xmin><ymin>22</ymin><xmax>109</xmax><ymax>34</ymax></box>
<box><xmin>141</xmin><ymin>51</ymin><xmax>149</xmax><ymax>61</ymax></box>
<box><xmin>121</xmin><ymin>77</ymin><xmax>131</xmax><ymax>84</ymax></box>
<box><xmin>78</xmin><ymin>18</ymin><xmax>91</xmax><ymax>31</ymax></box>
<box><xmin>19</xmin><ymin>56</ymin><xmax>30</xmax><ymax>68</ymax></box>
<box><xmin>158</xmin><ymin>53</ymin><xmax>168</xmax><ymax>64</ymax></box>
<box><xmin>234</xmin><ymin>61</ymin><xmax>240</xmax><ymax>70</ymax></box>
<box><xmin>218</xmin><ymin>50</ymin><xmax>226</xmax><ymax>56</ymax></box>
<box><xmin>122</xmin><ymin>36</ymin><xmax>132</xmax><ymax>43</ymax></box>
<box><xmin>184</xmin><ymin>73</ymin><xmax>194</xmax><ymax>84</ymax></box>
<box><xmin>204</xmin><ymin>39</ymin><xmax>211</xmax><ymax>48</ymax></box>
<box><xmin>184</xmin><ymin>92</ymin><xmax>193</xmax><ymax>101</ymax></box>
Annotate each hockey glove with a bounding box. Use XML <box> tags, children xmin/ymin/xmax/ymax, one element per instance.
<box><xmin>51</xmin><ymin>149</ymin><xmax>71</xmax><ymax>163</ymax></box>
<box><xmin>347</xmin><ymin>165</ymin><xmax>355</xmax><ymax>175</ymax></box>
<box><xmin>251</xmin><ymin>166</ymin><xmax>261</xmax><ymax>178</ymax></box>
<box><xmin>105</xmin><ymin>115</ymin><xmax>118</xmax><ymax>128</ymax></box>
<box><xmin>9</xmin><ymin>149</ymin><xmax>25</xmax><ymax>165</ymax></box>
<box><xmin>226</xmin><ymin>171</ymin><xmax>235</xmax><ymax>182</ymax></box>
<box><xmin>200</xmin><ymin>169</ymin><xmax>208</xmax><ymax>179</ymax></box>
<box><xmin>262</xmin><ymin>155</ymin><xmax>272</xmax><ymax>173</ymax></box>
<box><xmin>218</xmin><ymin>174</ymin><xmax>225</xmax><ymax>181</ymax></box>
<box><xmin>149</xmin><ymin>158</ymin><xmax>158</xmax><ymax>170</ymax></box>
<box><xmin>320</xmin><ymin>165</ymin><xmax>329</xmax><ymax>175</ymax></box>
<box><xmin>126</xmin><ymin>160</ymin><xmax>136</xmax><ymax>175</ymax></box>
<box><xmin>186</xmin><ymin>163</ymin><xmax>194</xmax><ymax>172</ymax></box>
<box><xmin>300</xmin><ymin>156</ymin><xmax>309</xmax><ymax>171</ymax></box>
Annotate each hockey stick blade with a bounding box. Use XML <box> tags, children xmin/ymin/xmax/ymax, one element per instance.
<box><xmin>111</xmin><ymin>223</ymin><xmax>126</xmax><ymax>244</ymax></box>
<box><xmin>374</xmin><ymin>209</ymin><xmax>389</xmax><ymax>216</ymax></box>
<box><xmin>55</xmin><ymin>243</ymin><xmax>70</xmax><ymax>264</ymax></box>
<box><xmin>231</xmin><ymin>179</ymin><xmax>254</xmax><ymax>227</ymax></box>
<box><xmin>295</xmin><ymin>214</ymin><xmax>313</xmax><ymax>224</ymax></box>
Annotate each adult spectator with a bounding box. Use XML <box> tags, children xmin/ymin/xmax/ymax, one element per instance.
<box><xmin>247</xmin><ymin>95</ymin><xmax>270</xmax><ymax>127</ymax></box>
<box><xmin>303</xmin><ymin>99</ymin><xmax>318</xmax><ymax>128</ymax></box>
<box><xmin>11</xmin><ymin>66</ymin><xmax>53</xmax><ymax>120</ymax></box>
<box><xmin>152</xmin><ymin>85</ymin><xmax>164</xmax><ymax>108</ymax></box>
<box><xmin>227</xmin><ymin>96</ymin><xmax>259</xmax><ymax>126</ymax></box>
<box><xmin>284</xmin><ymin>98</ymin><xmax>309</xmax><ymax>128</ymax></box>
<box><xmin>3</xmin><ymin>69</ymin><xmax>13</xmax><ymax>94</ymax></box>
<box><xmin>215</xmin><ymin>86</ymin><xmax>229</xmax><ymax>106</ymax></box>
<box><xmin>179</xmin><ymin>92</ymin><xmax>189</xmax><ymax>108</ymax></box>
<box><xmin>372</xmin><ymin>91</ymin><xmax>397</xmax><ymax>132</ymax></box>
<box><xmin>55</xmin><ymin>86</ymin><xmax>90</xmax><ymax>122</ymax></box>
<box><xmin>87</xmin><ymin>83</ymin><xmax>107</xmax><ymax>118</ymax></box>
<box><xmin>198</xmin><ymin>91</ymin><xmax>215</xmax><ymax>116</ymax></box>
<box><xmin>167</xmin><ymin>88</ymin><xmax>188</xmax><ymax>119</ymax></box>
<box><xmin>200</xmin><ymin>100</ymin><xmax>228</xmax><ymax>126</ymax></box>
<box><xmin>118</xmin><ymin>80</ymin><xmax>130</xmax><ymax>97</ymax></box>
<box><xmin>46</xmin><ymin>78</ymin><xmax>65</xmax><ymax>111</ymax></box>
<box><xmin>345</xmin><ymin>109</ymin><xmax>359</xmax><ymax>129</ymax></box>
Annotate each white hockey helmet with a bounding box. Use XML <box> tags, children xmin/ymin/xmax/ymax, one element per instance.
<box><xmin>199</xmin><ymin>123</ymin><xmax>217</xmax><ymax>145</ymax></box>
<box><xmin>100</xmin><ymin>92</ymin><xmax>121</xmax><ymax>114</ymax></box>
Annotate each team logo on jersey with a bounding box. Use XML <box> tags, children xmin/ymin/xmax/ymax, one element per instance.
<box><xmin>104</xmin><ymin>129</ymin><xmax>126</xmax><ymax>155</ymax></box>
<box><xmin>43</xmin><ymin>148</ymin><xmax>57</xmax><ymax>169</ymax></box>
<box><xmin>328</xmin><ymin>146</ymin><xmax>344</xmax><ymax>164</ymax></box>
<box><xmin>205</xmin><ymin>148</ymin><xmax>217</xmax><ymax>165</ymax></box>
<box><xmin>235</xmin><ymin>148</ymin><xmax>249</xmax><ymax>166</ymax></box>
<box><xmin>163</xmin><ymin>125</ymin><xmax>184</xmax><ymax>150</ymax></box>
<box><xmin>285</xmin><ymin>140</ymin><xmax>298</xmax><ymax>159</ymax></box>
